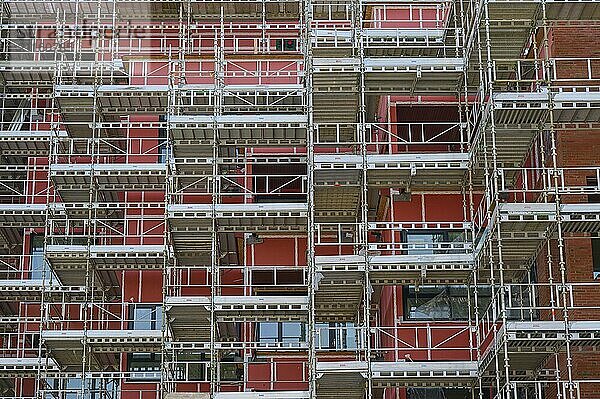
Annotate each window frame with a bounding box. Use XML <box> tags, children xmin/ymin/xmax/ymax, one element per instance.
<box><xmin>593</xmin><ymin>236</ymin><xmax>600</xmax><ymax>279</ymax></box>
<box><xmin>257</xmin><ymin>322</ymin><xmax>305</xmax><ymax>345</ymax></box>
<box><xmin>126</xmin><ymin>304</ymin><xmax>163</xmax><ymax>380</ymax></box>
<box><xmin>128</xmin><ymin>304</ymin><xmax>163</xmax><ymax>331</ymax></box>
<box><xmin>273</xmin><ymin>38</ymin><xmax>298</xmax><ymax>52</ymax></box>
<box><xmin>126</xmin><ymin>352</ymin><xmax>161</xmax><ymax>381</ymax></box>
<box><xmin>403</xmin><ymin>285</ymin><xmax>491</xmax><ymax>321</ymax></box>
<box><xmin>316</xmin><ymin>322</ymin><xmax>357</xmax><ymax>350</ymax></box>
<box><xmin>403</xmin><ymin>229</ymin><xmax>467</xmax><ymax>256</ymax></box>
<box><xmin>157</xmin><ymin>114</ymin><xmax>168</xmax><ymax>164</ymax></box>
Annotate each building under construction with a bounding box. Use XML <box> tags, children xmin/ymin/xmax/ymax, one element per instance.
<box><xmin>1</xmin><ymin>0</ymin><xmax>600</xmax><ymax>398</ymax></box>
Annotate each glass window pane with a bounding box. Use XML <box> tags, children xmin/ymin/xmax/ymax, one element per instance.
<box><xmin>282</xmin><ymin>323</ymin><xmax>302</xmax><ymax>339</ymax></box>
<box><xmin>258</xmin><ymin>322</ymin><xmax>278</xmax><ymax>343</ymax></box>
<box><xmin>316</xmin><ymin>323</ymin><xmax>329</xmax><ymax>348</ymax></box>
<box><xmin>30</xmin><ymin>236</ymin><xmax>48</xmax><ymax>280</ymax></box>
<box><xmin>406</xmin><ymin>231</ymin><xmax>466</xmax><ymax>256</ymax></box>
<box><xmin>133</xmin><ymin>307</ymin><xmax>153</xmax><ymax>330</ymax></box>
<box><xmin>406</xmin><ymin>232</ymin><xmax>435</xmax><ymax>255</ymax></box>
<box><xmin>344</xmin><ymin>322</ymin><xmax>357</xmax><ymax>350</ymax></box>
<box><xmin>128</xmin><ymin>352</ymin><xmax>161</xmax><ymax>377</ymax></box>
<box><xmin>593</xmin><ymin>239</ymin><xmax>600</xmax><ymax>278</ymax></box>
<box><xmin>406</xmin><ymin>286</ymin><xmax>451</xmax><ymax>320</ymax></box>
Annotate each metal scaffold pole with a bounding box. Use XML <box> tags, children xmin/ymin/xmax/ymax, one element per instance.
<box><xmin>356</xmin><ymin>0</ymin><xmax>373</xmax><ymax>398</ymax></box>
<box><xmin>304</xmin><ymin>1</ymin><xmax>317</xmax><ymax>398</ymax></box>
<box><xmin>540</xmin><ymin>3</ymin><xmax>574</xmax><ymax>398</ymax></box>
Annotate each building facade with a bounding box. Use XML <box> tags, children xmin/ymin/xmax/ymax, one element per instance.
<box><xmin>1</xmin><ymin>0</ymin><xmax>600</xmax><ymax>398</ymax></box>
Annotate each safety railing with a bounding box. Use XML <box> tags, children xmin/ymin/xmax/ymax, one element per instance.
<box><xmin>314</xmin><ymin>122</ymin><xmax>468</xmax><ymax>152</ymax></box>
<box><xmin>0</xmin><ymin>331</ymin><xmax>39</xmax><ymax>358</ymax></box>
<box><xmin>315</xmin><ymin>324</ymin><xmax>364</xmax><ymax>352</ymax></box>
<box><xmin>373</xmin><ymin>324</ymin><xmax>475</xmax><ymax>362</ymax></box>
<box><xmin>165</xmin><ymin>265</ymin><xmax>308</xmax><ymax>298</ymax></box>
<box><xmin>478</xmin><ymin>282</ymin><xmax>600</xmax><ymax>345</ymax></box>
<box><xmin>498</xmin><ymin>166</ymin><xmax>600</xmax><ymax>202</ymax></box>
<box><xmin>368</xmin><ymin>221</ymin><xmax>473</xmax><ymax>256</ymax></box>
<box><xmin>314</xmin><ymin>221</ymin><xmax>474</xmax><ymax>256</ymax></box>
<box><xmin>486</xmin><ymin>58</ymin><xmax>600</xmax><ymax>91</ymax></box>
<box><xmin>0</xmin><ymin>98</ymin><xmax>55</xmax><ymax>132</ymax></box>
<box><xmin>365</xmin><ymin>1</ymin><xmax>450</xmax><ymax>30</ymax></box>
<box><xmin>311</xmin><ymin>1</ymin><xmax>461</xmax><ymax>55</ymax></box>
<box><xmin>369</xmin><ymin>121</ymin><xmax>468</xmax><ymax>154</ymax></box>
<box><xmin>169</xmin><ymin>154</ymin><xmax>308</xmax><ymax>199</ymax></box>
<box><xmin>491</xmin><ymin>58</ymin><xmax>547</xmax><ymax>90</ymax></box>
<box><xmin>312</xmin><ymin>1</ymin><xmax>449</xmax><ymax>27</ymax></box>
<box><xmin>314</xmin><ymin>222</ymin><xmax>364</xmax><ymax>250</ymax></box>
<box><xmin>472</xmin><ymin>194</ymin><xmax>490</xmax><ymax>237</ymax></box>
<box><xmin>46</xmin><ymin>213</ymin><xmax>166</xmax><ymax>246</ymax></box>
<box><xmin>39</xmin><ymin>372</ymin><xmax>157</xmax><ymax>399</ymax></box>
<box><xmin>167</xmin><ymin>357</ymin><xmax>309</xmax><ymax>391</ymax></box>
<box><xmin>219</xmin><ymin>84</ymin><xmax>306</xmax><ymax>114</ymax></box>
<box><xmin>0</xmin><ymin>21</ymin><xmax>303</xmax><ymax>64</ymax></box>
<box><xmin>170</xmin><ymin>173</ymin><xmax>308</xmax><ymax>199</ymax></box>
<box><xmin>0</xmin><ymin>254</ymin><xmax>57</xmax><ymax>281</ymax></box>
<box><xmin>0</xmin><ymin>164</ymin><xmax>55</xmax><ymax>205</ymax></box>
<box><xmin>42</xmin><ymin>301</ymin><xmax>163</xmax><ymax>331</ymax></box>
<box><xmin>552</xmin><ymin>57</ymin><xmax>600</xmax><ymax>87</ymax></box>
<box><xmin>489</xmin><ymin>380</ymin><xmax>583</xmax><ymax>399</ymax></box>
<box><xmin>51</xmin><ymin>137</ymin><xmax>167</xmax><ymax>165</ymax></box>
<box><xmin>222</xmin><ymin>59</ymin><xmax>304</xmax><ymax>86</ymax></box>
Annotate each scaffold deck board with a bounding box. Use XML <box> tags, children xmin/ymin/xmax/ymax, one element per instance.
<box><xmin>0</xmin><ymin>279</ymin><xmax>85</xmax><ymax>301</ymax></box>
<box><xmin>0</xmin><ymin>204</ymin><xmax>47</xmax><ymax>228</ymax></box>
<box><xmin>315</xmin><ymin>153</ymin><xmax>469</xmax><ymax>189</ymax></box>
<box><xmin>51</xmin><ymin>163</ymin><xmax>167</xmax><ymax>195</ymax></box>
<box><xmin>0</xmin><ymin>130</ymin><xmax>67</xmax><ymax>157</ymax></box>
<box><xmin>46</xmin><ymin>244</ymin><xmax>168</xmax><ymax>269</ymax></box>
<box><xmin>216</xmin><ymin>392</ymin><xmax>310</xmax><ymax>399</ymax></box>
<box><xmin>545</xmin><ymin>1</ymin><xmax>600</xmax><ymax>20</ymax></box>
<box><xmin>371</xmin><ymin>361</ymin><xmax>479</xmax><ymax>387</ymax></box>
<box><xmin>42</xmin><ymin>329</ymin><xmax>162</xmax><ymax>350</ymax></box>
<box><xmin>481</xmin><ymin>320</ymin><xmax>600</xmax><ymax>372</ymax></box>
<box><xmin>314</xmin><ymin>186</ymin><xmax>361</xmax><ymax>223</ymax></box>
<box><xmin>169</xmin><ymin>114</ymin><xmax>307</xmax><ymax>143</ymax></box>
<box><xmin>316</xmin><ymin>361</ymin><xmax>367</xmax><ymax>399</ymax></box>
<box><xmin>0</xmin><ymin>357</ymin><xmax>58</xmax><ymax>376</ymax></box>
<box><xmin>315</xmin><ymin>254</ymin><xmax>474</xmax><ymax>285</ymax></box>
<box><xmin>168</xmin><ymin>203</ymin><xmax>308</xmax><ymax>232</ymax></box>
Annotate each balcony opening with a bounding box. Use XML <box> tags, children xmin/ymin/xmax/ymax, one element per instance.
<box><xmin>274</xmin><ymin>38</ymin><xmax>298</xmax><ymax>52</ymax></box>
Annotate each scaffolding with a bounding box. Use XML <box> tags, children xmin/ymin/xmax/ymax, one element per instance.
<box><xmin>1</xmin><ymin>0</ymin><xmax>600</xmax><ymax>398</ymax></box>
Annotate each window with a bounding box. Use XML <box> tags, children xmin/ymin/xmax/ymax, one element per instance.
<box><xmin>252</xmin><ymin>163</ymin><xmax>307</xmax><ymax>203</ymax></box>
<box><xmin>404</xmin><ymin>230</ymin><xmax>466</xmax><ymax>255</ymax></box>
<box><xmin>129</xmin><ymin>304</ymin><xmax>162</xmax><ymax>330</ymax></box>
<box><xmin>593</xmin><ymin>237</ymin><xmax>600</xmax><ymax>279</ymax></box>
<box><xmin>29</xmin><ymin>235</ymin><xmax>54</xmax><ymax>280</ymax></box>
<box><xmin>88</xmin><ymin>377</ymin><xmax>119</xmax><ymax>399</ymax></box>
<box><xmin>127</xmin><ymin>304</ymin><xmax>162</xmax><ymax>380</ymax></box>
<box><xmin>251</xmin><ymin>268</ymin><xmax>305</xmax><ymax>292</ymax></box>
<box><xmin>403</xmin><ymin>285</ymin><xmax>491</xmax><ymax>321</ymax></box>
<box><xmin>175</xmin><ymin>352</ymin><xmax>209</xmax><ymax>382</ymax></box>
<box><xmin>158</xmin><ymin>115</ymin><xmax>167</xmax><ymax>163</ymax></box>
<box><xmin>587</xmin><ymin>176</ymin><xmax>600</xmax><ymax>203</ymax></box>
<box><xmin>274</xmin><ymin>38</ymin><xmax>297</xmax><ymax>52</ymax></box>
<box><xmin>220</xmin><ymin>352</ymin><xmax>243</xmax><ymax>381</ymax></box>
<box><xmin>45</xmin><ymin>377</ymin><xmax>119</xmax><ymax>399</ymax></box>
<box><xmin>127</xmin><ymin>352</ymin><xmax>161</xmax><ymax>377</ymax></box>
<box><xmin>257</xmin><ymin>322</ymin><xmax>305</xmax><ymax>345</ymax></box>
<box><xmin>316</xmin><ymin>322</ymin><xmax>357</xmax><ymax>350</ymax></box>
